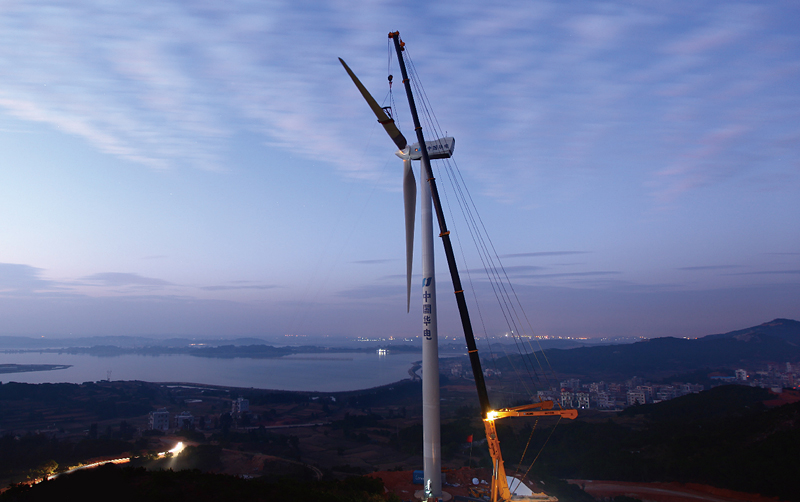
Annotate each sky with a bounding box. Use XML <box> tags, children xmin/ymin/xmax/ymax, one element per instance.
<box><xmin>0</xmin><ymin>1</ymin><xmax>798</xmax><ymax>341</ymax></box>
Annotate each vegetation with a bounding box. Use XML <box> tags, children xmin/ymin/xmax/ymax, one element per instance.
<box><xmin>497</xmin><ymin>319</ymin><xmax>800</xmax><ymax>381</ymax></box>
<box><xmin>0</xmin><ymin>433</ymin><xmax>131</xmax><ymax>482</ymax></box>
<box><xmin>498</xmin><ymin>385</ymin><xmax>800</xmax><ymax>502</ymax></box>
<box><xmin>0</xmin><ymin>464</ymin><xmax>387</xmax><ymax>502</ymax></box>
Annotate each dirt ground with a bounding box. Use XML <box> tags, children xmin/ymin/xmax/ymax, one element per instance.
<box><xmin>368</xmin><ymin>467</ymin><xmax>495</xmax><ymax>501</ymax></box>
<box><xmin>570</xmin><ymin>479</ymin><xmax>788</xmax><ymax>502</ymax></box>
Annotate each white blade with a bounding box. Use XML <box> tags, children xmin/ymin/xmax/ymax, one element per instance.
<box><xmin>403</xmin><ymin>159</ymin><xmax>416</xmax><ymax>313</ymax></box>
<box><xmin>339</xmin><ymin>58</ymin><xmax>407</xmax><ymax>151</ymax></box>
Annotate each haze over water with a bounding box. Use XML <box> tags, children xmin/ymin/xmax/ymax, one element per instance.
<box><xmin>0</xmin><ymin>351</ymin><xmax>421</xmax><ymax>392</ymax></box>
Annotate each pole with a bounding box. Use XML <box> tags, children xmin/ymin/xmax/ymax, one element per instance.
<box><xmin>420</xmin><ymin>154</ymin><xmax>441</xmax><ymax>501</ymax></box>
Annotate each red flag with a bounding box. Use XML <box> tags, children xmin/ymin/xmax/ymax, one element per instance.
<box><xmin>466</xmin><ymin>434</ymin><xmax>473</xmax><ymax>443</ymax></box>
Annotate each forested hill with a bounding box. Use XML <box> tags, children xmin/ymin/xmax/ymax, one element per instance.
<box><xmin>516</xmin><ymin>385</ymin><xmax>800</xmax><ymax>502</ymax></box>
<box><xmin>702</xmin><ymin>318</ymin><xmax>800</xmax><ymax>342</ymax></box>
<box><xmin>498</xmin><ymin>318</ymin><xmax>800</xmax><ymax>381</ymax></box>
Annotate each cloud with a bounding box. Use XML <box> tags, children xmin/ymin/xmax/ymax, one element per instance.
<box><xmin>466</xmin><ymin>265</ymin><xmax>546</xmax><ymax>276</ymax></box>
<box><xmin>333</xmin><ymin>283</ymin><xmax>406</xmax><ymax>300</ymax></box>
<box><xmin>726</xmin><ymin>270</ymin><xmax>800</xmax><ymax>276</ymax></box>
<box><xmin>0</xmin><ymin>0</ymin><xmax>796</xmax><ymax>205</ymax></box>
<box><xmin>0</xmin><ymin>263</ymin><xmax>57</xmax><ymax>293</ymax></box>
<box><xmin>678</xmin><ymin>265</ymin><xmax>742</xmax><ymax>271</ymax></box>
<box><xmin>200</xmin><ymin>284</ymin><xmax>280</xmax><ymax>291</ymax></box>
<box><xmin>519</xmin><ymin>271</ymin><xmax>622</xmax><ymax>279</ymax></box>
<box><xmin>352</xmin><ymin>259</ymin><xmax>397</xmax><ymax>265</ymax></box>
<box><xmin>81</xmin><ymin>272</ymin><xmax>173</xmax><ymax>287</ymax></box>
<box><xmin>501</xmin><ymin>251</ymin><xmax>589</xmax><ymax>259</ymax></box>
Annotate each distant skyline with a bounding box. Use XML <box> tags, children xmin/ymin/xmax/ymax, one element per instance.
<box><xmin>1</xmin><ymin>1</ymin><xmax>798</xmax><ymax>340</ymax></box>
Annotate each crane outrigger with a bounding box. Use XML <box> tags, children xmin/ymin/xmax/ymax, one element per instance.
<box><xmin>341</xmin><ymin>31</ymin><xmax>577</xmax><ymax>502</ymax></box>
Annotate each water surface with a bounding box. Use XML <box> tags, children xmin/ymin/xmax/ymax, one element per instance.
<box><xmin>0</xmin><ymin>351</ymin><xmax>420</xmax><ymax>392</ymax></box>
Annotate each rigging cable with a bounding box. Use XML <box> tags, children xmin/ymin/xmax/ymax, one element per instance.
<box><xmin>515</xmin><ymin>418</ymin><xmax>538</xmax><ymax>475</ymax></box>
<box><xmin>395</xmin><ymin>43</ymin><xmax>569</xmax><ymax>485</ymax></box>
<box><xmin>403</xmin><ymin>50</ymin><xmax>504</xmax><ymax>383</ymax></box>
<box><xmin>521</xmin><ymin>416</ymin><xmax>563</xmax><ymax>481</ymax></box>
<box><xmin>404</xmin><ymin>49</ymin><xmax>548</xmax><ymax>395</ymax></box>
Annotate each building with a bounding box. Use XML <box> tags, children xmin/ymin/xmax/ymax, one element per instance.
<box><xmin>232</xmin><ymin>397</ymin><xmax>250</xmax><ymax>415</ymax></box>
<box><xmin>560</xmin><ymin>378</ymin><xmax>581</xmax><ymax>390</ymax></box>
<box><xmin>627</xmin><ymin>389</ymin><xmax>647</xmax><ymax>406</ymax></box>
<box><xmin>149</xmin><ymin>408</ymin><xmax>170</xmax><ymax>432</ymax></box>
<box><xmin>681</xmin><ymin>383</ymin><xmax>704</xmax><ymax>394</ymax></box>
<box><xmin>536</xmin><ymin>389</ymin><xmax>558</xmax><ymax>402</ymax></box>
<box><xmin>656</xmin><ymin>386</ymin><xmax>678</xmax><ymax>401</ymax></box>
<box><xmin>560</xmin><ymin>390</ymin><xmax>575</xmax><ymax>409</ymax></box>
<box><xmin>596</xmin><ymin>391</ymin><xmax>613</xmax><ymax>409</ymax></box>
<box><xmin>174</xmin><ymin>411</ymin><xmax>194</xmax><ymax>430</ymax></box>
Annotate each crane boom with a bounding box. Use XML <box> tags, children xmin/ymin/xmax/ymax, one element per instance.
<box><xmin>388</xmin><ymin>31</ymin><xmax>577</xmax><ymax>502</ymax></box>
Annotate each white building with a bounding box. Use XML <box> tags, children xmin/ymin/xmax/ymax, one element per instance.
<box><xmin>232</xmin><ymin>397</ymin><xmax>250</xmax><ymax>415</ymax></box>
<box><xmin>627</xmin><ymin>389</ymin><xmax>647</xmax><ymax>406</ymax></box>
<box><xmin>656</xmin><ymin>386</ymin><xmax>678</xmax><ymax>401</ymax></box>
<box><xmin>149</xmin><ymin>408</ymin><xmax>170</xmax><ymax>432</ymax></box>
<box><xmin>560</xmin><ymin>391</ymin><xmax>575</xmax><ymax>409</ymax></box>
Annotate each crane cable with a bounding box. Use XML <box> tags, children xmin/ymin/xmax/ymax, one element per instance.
<box><xmin>397</xmin><ymin>42</ymin><xmax>568</xmax><ymax>485</ymax></box>
<box><xmin>403</xmin><ymin>48</ymin><xmax>551</xmax><ymax>394</ymax></box>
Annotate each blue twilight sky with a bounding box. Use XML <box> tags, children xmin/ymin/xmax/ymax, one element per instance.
<box><xmin>0</xmin><ymin>1</ymin><xmax>798</xmax><ymax>340</ymax></box>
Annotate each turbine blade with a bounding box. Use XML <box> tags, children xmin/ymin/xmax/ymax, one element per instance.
<box><xmin>339</xmin><ymin>57</ymin><xmax>407</xmax><ymax>151</ymax></box>
<box><xmin>403</xmin><ymin>159</ymin><xmax>416</xmax><ymax>313</ymax></box>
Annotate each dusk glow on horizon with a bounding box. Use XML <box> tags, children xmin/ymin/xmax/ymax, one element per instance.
<box><xmin>0</xmin><ymin>1</ymin><xmax>798</xmax><ymax>340</ymax></box>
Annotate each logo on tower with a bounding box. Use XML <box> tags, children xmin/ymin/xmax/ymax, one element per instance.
<box><xmin>422</xmin><ymin>277</ymin><xmax>432</xmax><ymax>287</ymax></box>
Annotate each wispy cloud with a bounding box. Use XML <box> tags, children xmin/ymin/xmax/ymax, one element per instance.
<box><xmin>0</xmin><ymin>1</ymin><xmax>795</xmax><ymax>205</ymax></box>
<box><xmin>679</xmin><ymin>265</ymin><xmax>743</xmax><ymax>271</ymax></box>
<box><xmin>726</xmin><ymin>270</ymin><xmax>800</xmax><ymax>276</ymax></box>
<box><xmin>465</xmin><ymin>265</ymin><xmax>546</xmax><ymax>276</ymax></box>
<box><xmin>352</xmin><ymin>259</ymin><xmax>397</xmax><ymax>265</ymax></box>
<box><xmin>501</xmin><ymin>251</ymin><xmax>589</xmax><ymax>258</ymax></box>
<box><xmin>519</xmin><ymin>271</ymin><xmax>622</xmax><ymax>279</ymax></box>
<box><xmin>200</xmin><ymin>284</ymin><xmax>280</xmax><ymax>291</ymax></box>
<box><xmin>0</xmin><ymin>263</ymin><xmax>58</xmax><ymax>293</ymax></box>
<box><xmin>81</xmin><ymin>272</ymin><xmax>173</xmax><ymax>287</ymax></box>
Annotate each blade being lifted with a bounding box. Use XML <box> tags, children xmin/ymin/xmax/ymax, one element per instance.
<box><xmin>340</xmin><ymin>56</ymin><xmax>416</xmax><ymax>312</ymax></box>
<box><xmin>339</xmin><ymin>58</ymin><xmax>407</xmax><ymax>151</ymax></box>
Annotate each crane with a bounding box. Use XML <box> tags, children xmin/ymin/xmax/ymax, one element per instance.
<box><xmin>341</xmin><ymin>31</ymin><xmax>578</xmax><ymax>502</ymax></box>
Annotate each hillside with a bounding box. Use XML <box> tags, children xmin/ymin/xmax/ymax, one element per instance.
<box><xmin>702</xmin><ymin>318</ymin><xmax>800</xmax><ymax>343</ymax></box>
<box><xmin>497</xmin><ymin>318</ymin><xmax>800</xmax><ymax>381</ymax></box>
<box><xmin>503</xmin><ymin>385</ymin><xmax>800</xmax><ymax>502</ymax></box>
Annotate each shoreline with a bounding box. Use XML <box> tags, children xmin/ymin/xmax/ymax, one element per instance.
<box><xmin>0</xmin><ymin>363</ymin><xmax>72</xmax><ymax>375</ymax></box>
<box><xmin>0</xmin><ymin>352</ymin><xmax>426</xmax><ymax>392</ymax></box>
<box><xmin>152</xmin><ymin>374</ymin><xmax>421</xmax><ymax>396</ymax></box>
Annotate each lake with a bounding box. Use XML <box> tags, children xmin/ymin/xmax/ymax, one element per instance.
<box><xmin>0</xmin><ymin>351</ymin><xmax>422</xmax><ymax>392</ymax></box>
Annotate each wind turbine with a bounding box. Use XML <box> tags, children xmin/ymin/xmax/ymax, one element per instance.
<box><xmin>339</xmin><ymin>57</ymin><xmax>454</xmax><ymax>501</ymax></box>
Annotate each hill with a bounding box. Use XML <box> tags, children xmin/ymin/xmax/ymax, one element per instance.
<box><xmin>702</xmin><ymin>318</ymin><xmax>800</xmax><ymax>343</ymax></box>
<box><xmin>504</xmin><ymin>384</ymin><xmax>800</xmax><ymax>502</ymax></box>
<box><xmin>496</xmin><ymin>318</ymin><xmax>800</xmax><ymax>381</ymax></box>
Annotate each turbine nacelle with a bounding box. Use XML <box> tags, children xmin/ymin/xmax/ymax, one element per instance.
<box><xmin>395</xmin><ymin>136</ymin><xmax>455</xmax><ymax>161</ymax></box>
